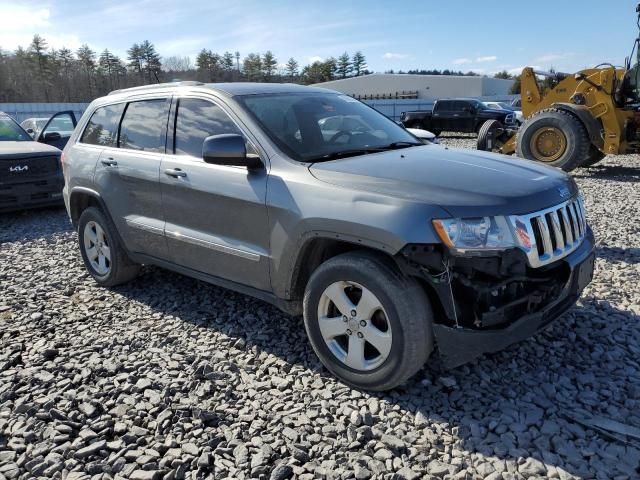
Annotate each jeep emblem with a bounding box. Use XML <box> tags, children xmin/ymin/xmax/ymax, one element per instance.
<box><xmin>9</xmin><ymin>165</ymin><xmax>29</xmax><ymax>172</ymax></box>
<box><xmin>558</xmin><ymin>186</ymin><xmax>570</xmax><ymax>198</ymax></box>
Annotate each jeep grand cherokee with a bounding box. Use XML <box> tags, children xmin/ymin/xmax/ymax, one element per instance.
<box><xmin>62</xmin><ymin>82</ymin><xmax>595</xmax><ymax>391</ymax></box>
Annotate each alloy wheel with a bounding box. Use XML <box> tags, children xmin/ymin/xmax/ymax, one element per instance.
<box><xmin>83</xmin><ymin>221</ymin><xmax>111</xmax><ymax>276</ymax></box>
<box><xmin>317</xmin><ymin>281</ymin><xmax>392</xmax><ymax>371</ymax></box>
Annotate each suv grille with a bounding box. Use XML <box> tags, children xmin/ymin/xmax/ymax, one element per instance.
<box><xmin>510</xmin><ymin>196</ymin><xmax>587</xmax><ymax>268</ymax></box>
<box><xmin>0</xmin><ymin>156</ymin><xmax>60</xmax><ymax>183</ymax></box>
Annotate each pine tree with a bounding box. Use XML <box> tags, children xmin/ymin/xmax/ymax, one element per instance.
<box><xmin>285</xmin><ymin>57</ymin><xmax>298</xmax><ymax>79</ymax></box>
<box><xmin>222</xmin><ymin>52</ymin><xmax>234</xmax><ymax>70</ymax></box>
<box><xmin>28</xmin><ymin>34</ymin><xmax>50</xmax><ymax>100</ymax></box>
<box><xmin>243</xmin><ymin>53</ymin><xmax>262</xmax><ymax>81</ymax></box>
<box><xmin>127</xmin><ymin>43</ymin><xmax>144</xmax><ymax>78</ymax></box>
<box><xmin>351</xmin><ymin>51</ymin><xmax>367</xmax><ymax>76</ymax></box>
<box><xmin>337</xmin><ymin>52</ymin><xmax>351</xmax><ymax>78</ymax></box>
<box><xmin>262</xmin><ymin>51</ymin><xmax>277</xmax><ymax>80</ymax></box>
<box><xmin>140</xmin><ymin>40</ymin><xmax>161</xmax><ymax>83</ymax></box>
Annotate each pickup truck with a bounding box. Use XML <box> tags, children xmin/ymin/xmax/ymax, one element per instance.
<box><xmin>400</xmin><ymin>98</ymin><xmax>516</xmax><ymax>135</ymax></box>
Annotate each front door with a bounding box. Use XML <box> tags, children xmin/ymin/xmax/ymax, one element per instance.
<box><xmin>160</xmin><ymin>96</ymin><xmax>270</xmax><ymax>291</ymax></box>
<box><xmin>93</xmin><ymin>98</ymin><xmax>170</xmax><ymax>259</ymax></box>
<box><xmin>38</xmin><ymin>111</ymin><xmax>77</xmax><ymax>150</ymax></box>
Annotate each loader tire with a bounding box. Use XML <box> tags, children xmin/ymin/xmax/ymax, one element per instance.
<box><xmin>516</xmin><ymin>108</ymin><xmax>590</xmax><ymax>172</ymax></box>
<box><xmin>477</xmin><ymin>120</ymin><xmax>503</xmax><ymax>152</ymax></box>
<box><xmin>580</xmin><ymin>146</ymin><xmax>606</xmax><ymax>168</ymax></box>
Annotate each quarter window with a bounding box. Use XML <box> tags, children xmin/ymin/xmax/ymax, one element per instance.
<box><xmin>174</xmin><ymin>98</ymin><xmax>242</xmax><ymax>157</ymax></box>
<box><xmin>80</xmin><ymin>104</ymin><xmax>124</xmax><ymax>146</ymax></box>
<box><xmin>119</xmin><ymin>99</ymin><xmax>168</xmax><ymax>152</ymax></box>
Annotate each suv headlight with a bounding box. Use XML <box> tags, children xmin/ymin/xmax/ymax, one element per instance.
<box><xmin>432</xmin><ymin>216</ymin><xmax>517</xmax><ymax>251</ymax></box>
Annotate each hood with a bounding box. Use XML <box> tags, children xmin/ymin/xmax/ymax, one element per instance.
<box><xmin>309</xmin><ymin>145</ymin><xmax>577</xmax><ymax>217</ymax></box>
<box><xmin>0</xmin><ymin>141</ymin><xmax>61</xmax><ymax>160</ymax></box>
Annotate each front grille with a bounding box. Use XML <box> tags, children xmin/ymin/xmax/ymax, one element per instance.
<box><xmin>0</xmin><ymin>156</ymin><xmax>60</xmax><ymax>182</ymax></box>
<box><xmin>510</xmin><ymin>196</ymin><xmax>587</xmax><ymax>268</ymax></box>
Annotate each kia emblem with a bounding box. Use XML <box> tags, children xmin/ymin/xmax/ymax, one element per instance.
<box><xmin>9</xmin><ymin>165</ymin><xmax>29</xmax><ymax>172</ymax></box>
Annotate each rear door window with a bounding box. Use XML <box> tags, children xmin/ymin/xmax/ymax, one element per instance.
<box><xmin>119</xmin><ymin>99</ymin><xmax>169</xmax><ymax>152</ymax></box>
<box><xmin>174</xmin><ymin>98</ymin><xmax>242</xmax><ymax>158</ymax></box>
<box><xmin>80</xmin><ymin>104</ymin><xmax>125</xmax><ymax>146</ymax></box>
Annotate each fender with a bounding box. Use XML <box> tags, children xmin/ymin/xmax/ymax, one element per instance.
<box><xmin>552</xmin><ymin>103</ymin><xmax>604</xmax><ymax>149</ymax></box>
<box><xmin>69</xmin><ymin>187</ymin><xmax>116</xmax><ymax>230</ymax></box>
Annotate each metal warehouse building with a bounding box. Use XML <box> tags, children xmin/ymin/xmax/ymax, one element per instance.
<box><xmin>314</xmin><ymin>73</ymin><xmax>514</xmax><ymax>100</ymax></box>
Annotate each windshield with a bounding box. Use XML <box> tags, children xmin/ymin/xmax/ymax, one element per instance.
<box><xmin>0</xmin><ymin>117</ymin><xmax>31</xmax><ymax>141</ymax></box>
<box><xmin>236</xmin><ymin>92</ymin><xmax>421</xmax><ymax>162</ymax></box>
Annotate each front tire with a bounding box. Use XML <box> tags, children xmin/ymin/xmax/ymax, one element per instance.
<box><xmin>477</xmin><ymin>119</ymin><xmax>504</xmax><ymax>152</ymax></box>
<box><xmin>516</xmin><ymin>108</ymin><xmax>590</xmax><ymax>172</ymax></box>
<box><xmin>78</xmin><ymin>207</ymin><xmax>140</xmax><ymax>287</ymax></box>
<box><xmin>303</xmin><ymin>252</ymin><xmax>433</xmax><ymax>391</ymax></box>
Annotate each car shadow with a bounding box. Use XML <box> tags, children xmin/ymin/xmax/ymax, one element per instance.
<box><xmin>111</xmin><ymin>264</ymin><xmax>640</xmax><ymax>479</ymax></box>
<box><xmin>0</xmin><ymin>206</ymin><xmax>71</xmax><ymax>244</ymax></box>
<box><xmin>596</xmin><ymin>246</ymin><xmax>640</xmax><ymax>265</ymax></box>
<box><xmin>575</xmin><ymin>164</ymin><xmax>640</xmax><ymax>182</ymax></box>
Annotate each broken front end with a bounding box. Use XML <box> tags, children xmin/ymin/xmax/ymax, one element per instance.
<box><xmin>397</xmin><ymin>201</ymin><xmax>596</xmax><ymax>368</ymax></box>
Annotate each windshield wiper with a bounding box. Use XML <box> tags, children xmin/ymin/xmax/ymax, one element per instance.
<box><xmin>308</xmin><ymin>148</ymin><xmax>386</xmax><ymax>162</ymax></box>
<box><xmin>308</xmin><ymin>142</ymin><xmax>423</xmax><ymax>162</ymax></box>
<box><xmin>382</xmin><ymin>141</ymin><xmax>423</xmax><ymax>149</ymax></box>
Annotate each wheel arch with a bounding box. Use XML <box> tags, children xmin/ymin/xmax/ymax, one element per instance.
<box><xmin>285</xmin><ymin>234</ymin><xmax>399</xmax><ymax>303</ymax></box>
<box><xmin>552</xmin><ymin>102</ymin><xmax>604</xmax><ymax>150</ymax></box>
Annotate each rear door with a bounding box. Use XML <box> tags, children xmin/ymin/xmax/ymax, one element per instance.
<box><xmin>456</xmin><ymin>101</ymin><xmax>475</xmax><ymax>133</ymax></box>
<box><xmin>93</xmin><ymin>97</ymin><xmax>170</xmax><ymax>259</ymax></box>
<box><xmin>433</xmin><ymin>101</ymin><xmax>451</xmax><ymax>131</ymax></box>
<box><xmin>38</xmin><ymin>111</ymin><xmax>77</xmax><ymax>150</ymax></box>
<box><xmin>160</xmin><ymin>95</ymin><xmax>270</xmax><ymax>290</ymax></box>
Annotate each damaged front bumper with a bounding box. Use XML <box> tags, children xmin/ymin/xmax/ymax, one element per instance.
<box><xmin>399</xmin><ymin>228</ymin><xmax>595</xmax><ymax>368</ymax></box>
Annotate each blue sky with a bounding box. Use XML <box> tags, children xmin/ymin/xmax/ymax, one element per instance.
<box><xmin>0</xmin><ymin>0</ymin><xmax>637</xmax><ymax>75</ymax></box>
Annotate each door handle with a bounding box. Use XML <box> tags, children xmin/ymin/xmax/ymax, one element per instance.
<box><xmin>164</xmin><ymin>168</ymin><xmax>187</xmax><ymax>178</ymax></box>
<box><xmin>101</xmin><ymin>158</ymin><xmax>118</xmax><ymax>167</ymax></box>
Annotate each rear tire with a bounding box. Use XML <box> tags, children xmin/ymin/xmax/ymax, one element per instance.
<box><xmin>303</xmin><ymin>251</ymin><xmax>433</xmax><ymax>391</ymax></box>
<box><xmin>477</xmin><ymin>120</ymin><xmax>503</xmax><ymax>152</ymax></box>
<box><xmin>580</xmin><ymin>146</ymin><xmax>606</xmax><ymax>168</ymax></box>
<box><xmin>516</xmin><ymin>108</ymin><xmax>590</xmax><ymax>172</ymax></box>
<box><xmin>78</xmin><ymin>207</ymin><xmax>140</xmax><ymax>287</ymax></box>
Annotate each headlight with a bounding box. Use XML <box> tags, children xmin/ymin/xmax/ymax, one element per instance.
<box><xmin>432</xmin><ymin>216</ymin><xmax>517</xmax><ymax>251</ymax></box>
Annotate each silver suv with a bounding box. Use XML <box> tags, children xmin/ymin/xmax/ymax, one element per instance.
<box><xmin>62</xmin><ymin>82</ymin><xmax>595</xmax><ymax>390</ymax></box>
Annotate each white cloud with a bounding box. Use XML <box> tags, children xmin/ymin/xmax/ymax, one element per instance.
<box><xmin>452</xmin><ymin>57</ymin><xmax>471</xmax><ymax>65</ymax></box>
<box><xmin>535</xmin><ymin>52</ymin><xmax>573</xmax><ymax>63</ymax></box>
<box><xmin>507</xmin><ymin>65</ymin><xmax>540</xmax><ymax>75</ymax></box>
<box><xmin>476</xmin><ymin>55</ymin><xmax>497</xmax><ymax>62</ymax></box>
<box><xmin>0</xmin><ymin>5</ymin><xmax>50</xmax><ymax>32</ymax></box>
<box><xmin>308</xmin><ymin>56</ymin><xmax>324</xmax><ymax>63</ymax></box>
<box><xmin>383</xmin><ymin>52</ymin><xmax>408</xmax><ymax>59</ymax></box>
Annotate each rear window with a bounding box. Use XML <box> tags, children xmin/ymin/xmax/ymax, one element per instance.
<box><xmin>80</xmin><ymin>104</ymin><xmax>125</xmax><ymax>146</ymax></box>
<box><xmin>119</xmin><ymin>99</ymin><xmax>169</xmax><ymax>152</ymax></box>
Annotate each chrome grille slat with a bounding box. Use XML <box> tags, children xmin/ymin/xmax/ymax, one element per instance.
<box><xmin>549</xmin><ymin>211</ymin><xmax>564</xmax><ymax>250</ymax></box>
<box><xmin>561</xmin><ymin>207</ymin><xmax>574</xmax><ymax>245</ymax></box>
<box><xmin>536</xmin><ymin>216</ymin><xmax>553</xmax><ymax>256</ymax></box>
<box><xmin>510</xmin><ymin>196</ymin><xmax>588</xmax><ymax>268</ymax></box>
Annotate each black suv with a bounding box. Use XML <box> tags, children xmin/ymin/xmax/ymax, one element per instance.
<box><xmin>0</xmin><ymin>111</ymin><xmax>76</xmax><ymax>212</ymax></box>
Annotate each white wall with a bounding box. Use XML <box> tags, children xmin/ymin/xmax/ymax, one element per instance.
<box><xmin>314</xmin><ymin>74</ymin><xmax>514</xmax><ymax>99</ymax></box>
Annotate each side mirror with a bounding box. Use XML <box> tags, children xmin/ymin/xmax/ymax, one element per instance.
<box><xmin>43</xmin><ymin>131</ymin><xmax>62</xmax><ymax>142</ymax></box>
<box><xmin>202</xmin><ymin>134</ymin><xmax>262</xmax><ymax>169</ymax></box>
<box><xmin>26</xmin><ymin>128</ymin><xmax>35</xmax><ymax>136</ymax></box>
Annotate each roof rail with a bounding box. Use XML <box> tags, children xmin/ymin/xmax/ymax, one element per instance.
<box><xmin>108</xmin><ymin>81</ymin><xmax>205</xmax><ymax>96</ymax></box>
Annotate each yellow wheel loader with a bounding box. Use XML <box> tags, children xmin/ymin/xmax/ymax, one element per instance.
<box><xmin>477</xmin><ymin>3</ymin><xmax>640</xmax><ymax>172</ymax></box>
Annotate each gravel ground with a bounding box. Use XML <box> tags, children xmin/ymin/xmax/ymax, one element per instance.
<box><xmin>1</xmin><ymin>138</ymin><xmax>639</xmax><ymax>480</ymax></box>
